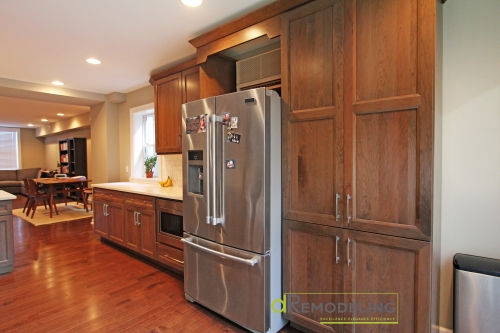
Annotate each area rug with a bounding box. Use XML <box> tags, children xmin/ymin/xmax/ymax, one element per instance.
<box><xmin>12</xmin><ymin>202</ymin><xmax>93</xmax><ymax>226</ymax></box>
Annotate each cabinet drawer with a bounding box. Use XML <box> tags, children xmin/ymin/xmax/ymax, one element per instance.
<box><xmin>93</xmin><ymin>189</ymin><xmax>124</xmax><ymax>203</ymax></box>
<box><xmin>156</xmin><ymin>242</ymin><xmax>184</xmax><ymax>272</ymax></box>
<box><xmin>156</xmin><ymin>198</ymin><xmax>182</xmax><ymax>212</ymax></box>
<box><xmin>124</xmin><ymin>193</ymin><xmax>154</xmax><ymax>210</ymax></box>
<box><xmin>0</xmin><ymin>201</ymin><xmax>12</xmax><ymax>215</ymax></box>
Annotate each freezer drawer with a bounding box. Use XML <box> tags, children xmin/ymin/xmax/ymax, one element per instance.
<box><xmin>454</xmin><ymin>253</ymin><xmax>500</xmax><ymax>333</ymax></box>
<box><xmin>183</xmin><ymin>233</ymin><xmax>270</xmax><ymax>333</ymax></box>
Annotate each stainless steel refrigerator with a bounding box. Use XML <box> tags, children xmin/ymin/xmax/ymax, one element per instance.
<box><xmin>182</xmin><ymin>88</ymin><xmax>285</xmax><ymax>333</ymax></box>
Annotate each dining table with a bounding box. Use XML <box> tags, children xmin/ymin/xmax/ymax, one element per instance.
<box><xmin>32</xmin><ymin>178</ymin><xmax>91</xmax><ymax>218</ymax></box>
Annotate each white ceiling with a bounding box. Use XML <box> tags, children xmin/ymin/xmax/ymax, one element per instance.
<box><xmin>0</xmin><ymin>0</ymin><xmax>276</xmax><ymax>128</ymax></box>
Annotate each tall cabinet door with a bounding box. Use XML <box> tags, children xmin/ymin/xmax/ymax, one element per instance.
<box><xmin>343</xmin><ymin>0</ymin><xmax>435</xmax><ymax>240</ymax></box>
<box><xmin>93</xmin><ymin>201</ymin><xmax>108</xmax><ymax>237</ymax></box>
<box><xmin>343</xmin><ymin>230</ymin><xmax>431</xmax><ymax>333</ymax></box>
<box><xmin>137</xmin><ymin>208</ymin><xmax>155</xmax><ymax>258</ymax></box>
<box><xmin>281</xmin><ymin>0</ymin><xmax>344</xmax><ymax>227</ymax></box>
<box><xmin>124</xmin><ymin>207</ymin><xmax>140</xmax><ymax>252</ymax></box>
<box><xmin>282</xmin><ymin>220</ymin><xmax>344</xmax><ymax>333</ymax></box>
<box><xmin>155</xmin><ymin>73</ymin><xmax>183</xmax><ymax>154</ymax></box>
<box><xmin>107</xmin><ymin>202</ymin><xmax>125</xmax><ymax>245</ymax></box>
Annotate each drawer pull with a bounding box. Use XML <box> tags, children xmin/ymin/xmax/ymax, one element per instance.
<box><xmin>162</xmin><ymin>254</ymin><xmax>184</xmax><ymax>264</ymax></box>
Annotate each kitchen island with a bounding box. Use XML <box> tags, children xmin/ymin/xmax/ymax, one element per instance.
<box><xmin>0</xmin><ymin>190</ymin><xmax>16</xmax><ymax>274</ymax></box>
<box><xmin>91</xmin><ymin>182</ymin><xmax>184</xmax><ymax>273</ymax></box>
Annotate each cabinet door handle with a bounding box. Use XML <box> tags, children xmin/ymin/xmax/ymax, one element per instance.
<box><xmin>347</xmin><ymin>238</ymin><xmax>352</xmax><ymax>266</ymax></box>
<box><xmin>335</xmin><ymin>193</ymin><xmax>340</xmax><ymax>221</ymax></box>
<box><xmin>134</xmin><ymin>211</ymin><xmax>137</xmax><ymax>225</ymax></box>
<box><xmin>347</xmin><ymin>194</ymin><xmax>352</xmax><ymax>223</ymax></box>
<box><xmin>335</xmin><ymin>236</ymin><xmax>340</xmax><ymax>264</ymax></box>
<box><xmin>103</xmin><ymin>204</ymin><xmax>106</xmax><ymax>217</ymax></box>
<box><xmin>136</xmin><ymin>212</ymin><xmax>141</xmax><ymax>226</ymax></box>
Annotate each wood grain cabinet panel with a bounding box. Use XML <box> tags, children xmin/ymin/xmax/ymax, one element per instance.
<box><xmin>343</xmin><ymin>230</ymin><xmax>431</xmax><ymax>333</ymax></box>
<box><xmin>354</xmin><ymin>110</ymin><xmax>417</xmax><ymax>225</ymax></box>
<box><xmin>283</xmin><ymin>220</ymin><xmax>343</xmax><ymax>333</ymax></box>
<box><xmin>152</xmin><ymin>56</ymin><xmax>235</xmax><ymax>155</ymax></box>
<box><xmin>124</xmin><ymin>193</ymin><xmax>156</xmax><ymax>259</ymax></box>
<box><xmin>93</xmin><ymin>201</ymin><xmax>107</xmax><ymax>237</ymax></box>
<box><xmin>182</xmin><ymin>66</ymin><xmax>201</xmax><ymax>103</ymax></box>
<box><xmin>107</xmin><ymin>202</ymin><xmax>125</xmax><ymax>245</ymax></box>
<box><xmin>283</xmin><ymin>220</ymin><xmax>431</xmax><ymax>333</ymax></box>
<box><xmin>282</xmin><ymin>0</ymin><xmax>438</xmax><ymax>331</ymax></box>
<box><xmin>355</xmin><ymin>0</ymin><xmax>418</xmax><ymax>102</ymax></box>
<box><xmin>124</xmin><ymin>207</ymin><xmax>141</xmax><ymax>252</ymax></box>
<box><xmin>282</xmin><ymin>0</ymin><xmax>344</xmax><ymax>227</ymax></box>
<box><xmin>344</xmin><ymin>0</ymin><xmax>434</xmax><ymax>241</ymax></box>
<box><xmin>155</xmin><ymin>73</ymin><xmax>183</xmax><ymax>154</ymax></box>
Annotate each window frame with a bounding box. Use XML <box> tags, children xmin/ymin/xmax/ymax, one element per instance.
<box><xmin>129</xmin><ymin>103</ymin><xmax>160</xmax><ymax>182</ymax></box>
<box><xmin>0</xmin><ymin>127</ymin><xmax>21</xmax><ymax>170</ymax></box>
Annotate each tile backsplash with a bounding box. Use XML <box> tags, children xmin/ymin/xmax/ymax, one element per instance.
<box><xmin>159</xmin><ymin>154</ymin><xmax>182</xmax><ymax>187</ymax></box>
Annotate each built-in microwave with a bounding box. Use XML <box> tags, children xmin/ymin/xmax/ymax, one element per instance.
<box><xmin>156</xmin><ymin>198</ymin><xmax>183</xmax><ymax>248</ymax></box>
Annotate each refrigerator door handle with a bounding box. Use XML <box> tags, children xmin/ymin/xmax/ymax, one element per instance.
<box><xmin>205</xmin><ymin>115</ymin><xmax>212</xmax><ymax>225</ymax></box>
<box><xmin>182</xmin><ymin>237</ymin><xmax>259</xmax><ymax>266</ymax></box>
<box><xmin>211</xmin><ymin>114</ymin><xmax>223</xmax><ymax>226</ymax></box>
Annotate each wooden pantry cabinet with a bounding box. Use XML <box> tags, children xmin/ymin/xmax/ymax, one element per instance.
<box><xmin>281</xmin><ymin>0</ymin><xmax>440</xmax><ymax>332</ymax></box>
<box><xmin>152</xmin><ymin>56</ymin><xmax>235</xmax><ymax>154</ymax></box>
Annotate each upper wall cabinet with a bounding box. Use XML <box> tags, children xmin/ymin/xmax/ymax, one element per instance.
<box><xmin>151</xmin><ymin>56</ymin><xmax>235</xmax><ymax>154</ymax></box>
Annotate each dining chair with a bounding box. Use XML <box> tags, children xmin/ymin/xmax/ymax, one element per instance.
<box><xmin>77</xmin><ymin>188</ymin><xmax>93</xmax><ymax>211</ymax></box>
<box><xmin>27</xmin><ymin>178</ymin><xmax>58</xmax><ymax>218</ymax></box>
<box><xmin>21</xmin><ymin>178</ymin><xmax>32</xmax><ymax>214</ymax></box>
<box><xmin>23</xmin><ymin>178</ymin><xmax>49</xmax><ymax>216</ymax></box>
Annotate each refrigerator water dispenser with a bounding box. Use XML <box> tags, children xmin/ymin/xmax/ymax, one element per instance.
<box><xmin>188</xmin><ymin>150</ymin><xmax>203</xmax><ymax>195</ymax></box>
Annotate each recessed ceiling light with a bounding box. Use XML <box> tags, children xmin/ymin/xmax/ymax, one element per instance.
<box><xmin>51</xmin><ymin>81</ymin><xmax>64</xmax><ymax>86</ymax></box>
<box><xmin>28</xmin><ymin>124</ymin><xmax>33</xmax><ymax>127</ymax></box>
<box><xmin>182</xmin><ymin>0</ymin><xmax>202</xmax><ymax>7</ymax></box>
<box><xmin>57</xmin><ymin>113</ymin><xmax>65</xmax><ymax>116</ymax></box>
<box><xmin>86</xmin><ymin>58</ymin><xmax>101</xmax><ymax>65</ymax></box>
<box><xmin>41</xmin><ymin>119</ymin><xmax>48</xmax><ymax>122</ymax></box>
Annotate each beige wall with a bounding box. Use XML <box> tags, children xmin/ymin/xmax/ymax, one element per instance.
<box><xmin>118</xmin><ymin>85</ymin><xmax>154</xmax><ymax>181</ymax></box>
<box><xmin>19</xmin><ymin>128</ymin><xmax>46</xmax><ymax>169</ymax></box>
<box><xmin>440</xmin><ymin>0</ymin><xmax>500</xmax><ymax>329</ymax></box>
<box><xmin>90</xmin><ymin>102</ymin><xmax>121</xmax><ymax>184</ymax></box>
<box><xmin>43</xmin><ymin>128</ymin><xmax>91</xmax><ymax>180</ymax></box>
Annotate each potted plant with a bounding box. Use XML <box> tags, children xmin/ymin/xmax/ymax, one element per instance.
<box><xmin>144</xmin><ymin>155</ymin><xmax>157</xmax><ymax>178</ymax></box>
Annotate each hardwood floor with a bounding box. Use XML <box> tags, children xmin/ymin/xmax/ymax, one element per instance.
<box><xmin>0</xmin><ymin>196</ymin><xmax>301</xmax><ymax>333</ymax></box>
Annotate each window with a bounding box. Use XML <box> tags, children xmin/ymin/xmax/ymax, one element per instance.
<box><xmin>130</xmin><ymin>103</ymin><xmax>159</xmax><ymax>180</ymax></box>
<box><xmin>0</xmin><ymin>127</ymin><xmax>21</xmax><ymax>170</ymax></box>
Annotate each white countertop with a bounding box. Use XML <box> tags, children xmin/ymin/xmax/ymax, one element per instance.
<box><xmin>92</xmin><ymin>182</ymin><xmax>182</xmax><ymax>201</ymax></box>
<box><xmin>0</xmin><ymin>190</ymin><xmax>16</xmax><ymax>201</ymax></box>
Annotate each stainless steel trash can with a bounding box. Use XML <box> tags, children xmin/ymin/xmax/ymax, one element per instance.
<box><xmin>454</xmin><ymin>253</ymin><xmax>500</xmax><ymax>333</ymax></box>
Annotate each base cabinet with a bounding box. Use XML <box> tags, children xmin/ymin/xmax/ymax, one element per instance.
<box><xmin>283</xmin><ymin>220</ymin><xmax>431</xmax><ymax>333</ymax></box>
<box><xmin>93</xmin><ymin>189</ymin><xmax>124</xmax><ymax>245</ymax></box>
<box><xmin>0</xmin><ymin>200</ymin><xmax>14</xmax><ymax>275</ymax></box>
<box><xmin>124</xmin><ymin>193</ymin><xmax>156</xmax><ymax>259</ymax></box>
<box><xmin>93</xmin><ymin>188</ymin><xmax>183</xmax><ymax>273</ymax></box>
